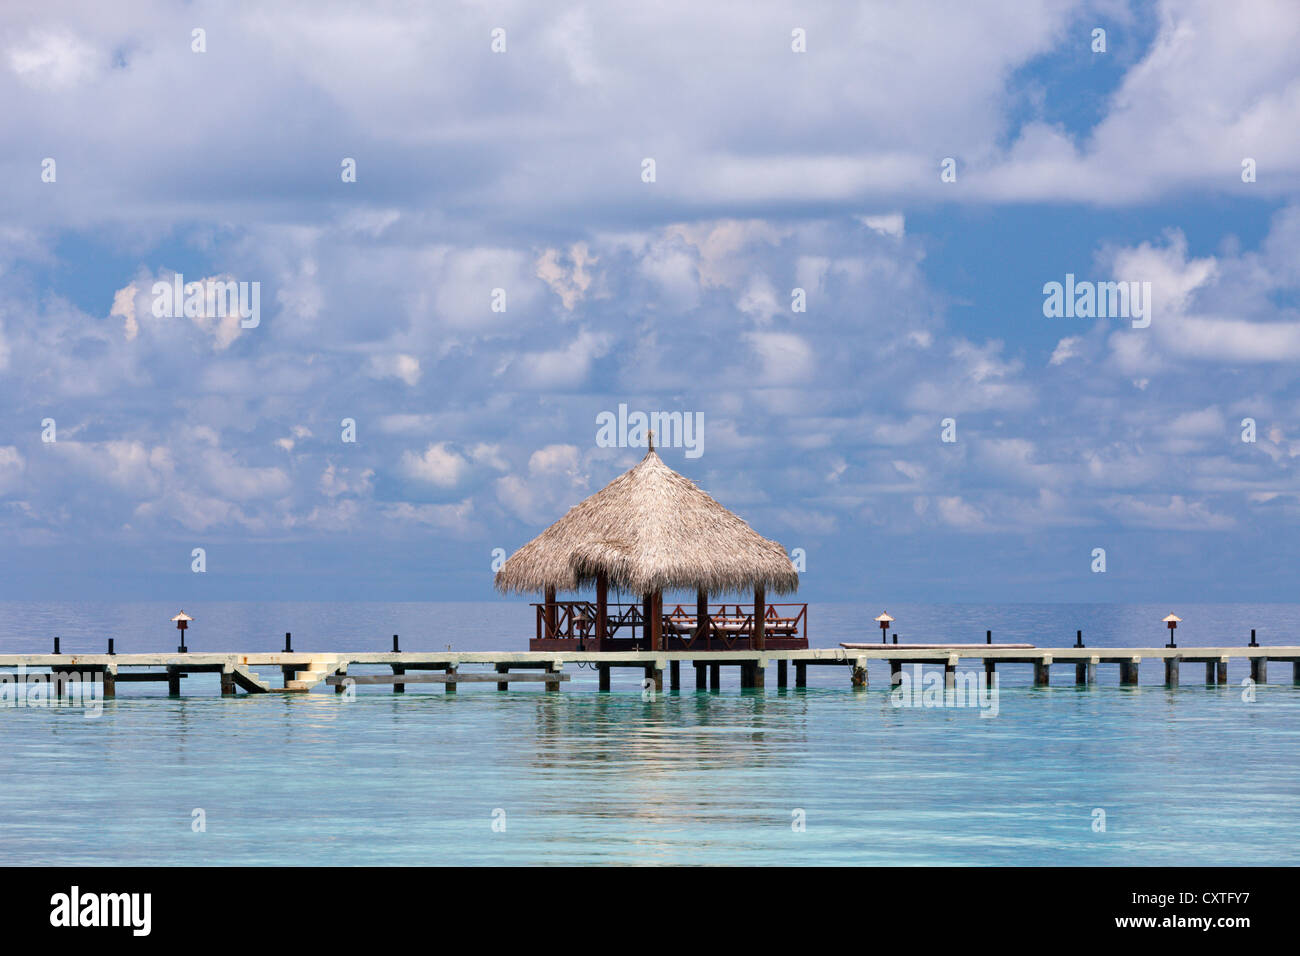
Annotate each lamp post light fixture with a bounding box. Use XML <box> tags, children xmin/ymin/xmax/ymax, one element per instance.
<box><xmin>1162</xmin><ymin>613</ymin><xmax>1181</xmax><ymax>649</ymax></box>
<box><xmin>875</xmin><ymin>612</ymin><xmax>894</xmax><ymax>645</ymax></box>
<box><xmin>172</xmin><ymin>610</ymin><xmax>193</xmax><ymax>653</ymax></box>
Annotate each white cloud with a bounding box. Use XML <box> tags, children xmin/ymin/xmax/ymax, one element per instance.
<box><xmin>366</xmin><ymin>353</ymin><xmax>422</xmax><ymax>386</ymax></box>
<box><xmin>401</xmin><ymin>442</ymin><xmax>468</xmax><ymax>487</ymax></box>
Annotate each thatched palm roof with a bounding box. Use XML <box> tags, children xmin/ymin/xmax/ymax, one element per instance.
<box><xmin>494</xmin><ymin>448</ymin><xmax>799</xmax><ymax>596</ymax></box>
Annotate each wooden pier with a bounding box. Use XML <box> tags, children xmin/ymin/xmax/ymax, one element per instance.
<box><xmin>2</xmin><ymin>645</ymin><xmax>1299</xmax><ymax>698</ymax></box>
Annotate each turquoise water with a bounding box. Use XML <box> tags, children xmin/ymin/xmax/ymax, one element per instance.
<box><xmin>2</xmin><ymin>602</ymin><xmax>1299</xmax><ymax>865</ymax></box>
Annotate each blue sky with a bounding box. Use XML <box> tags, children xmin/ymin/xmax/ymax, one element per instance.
<box><xmin>3</xmin><ymin>0</ymin><xmax>1300</xmax><ymax>605</ymax></box>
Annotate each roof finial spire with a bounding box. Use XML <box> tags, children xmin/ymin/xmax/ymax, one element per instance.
<box><xmin>647</xmin><ymin>429</ymin><xmax>654</xmax><ymax>452</ymax></box>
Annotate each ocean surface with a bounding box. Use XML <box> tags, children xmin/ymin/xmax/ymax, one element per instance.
<box><xmin>2</xmin><ymin>601</ymin><xmax>1298</xmax><ymax>866</ymax></box>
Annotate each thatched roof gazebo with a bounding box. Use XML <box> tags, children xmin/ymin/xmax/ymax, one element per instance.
<box><xmin>495</xmin><ymin>440</ymin><xmax>805</xmax><ymax>653</ymax></box>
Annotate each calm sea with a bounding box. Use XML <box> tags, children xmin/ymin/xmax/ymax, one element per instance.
<box><xmin>2</xmin><ymin>602</ymin><xmax>1297</xmax><ymax>866</ymax></box>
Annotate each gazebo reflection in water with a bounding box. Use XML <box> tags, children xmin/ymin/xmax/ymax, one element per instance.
<box><xmin>495</xmin><ymin>437</ymin><xmax>807</xmax><ymax>652</ymax></box>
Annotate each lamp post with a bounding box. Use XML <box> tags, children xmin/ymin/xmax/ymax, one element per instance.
<box><xmin>172</xmin><ymin>610</ymin><xmax>193</xmax><ymax>653</ymax></box>
<box><xmin>875</xmin><ymin>612</ymin><xmax>894</xmax><ymax>645</ymax></box>
<box><xmin>1162</xmin><ymin>613</ymin><xmax>1180</xmax><ymax>649</ymax></box>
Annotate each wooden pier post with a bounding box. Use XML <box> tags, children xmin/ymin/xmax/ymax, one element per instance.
<box><xmin>220</xmin><ymin>668</ymin><xmax>235</xmax><ymax>696</ymax></box>
<box><xmin>850</xmin><ymin>657</ymin><xmax>868</xmax><ymax>689</ymax></box>
<box><xmin>445</xmin><ymin>665</ymin><xmax>457</xmax><ymax>693</ymax></box>
<box><xmin>545</xmin><ymin>663</ymin><xmax>561</xmax><ymax>692</ymax></box>
<box><xmin>1033</xmin><ymin>658</ymin><xmax>1051</xmax><ymax>686</ymax></box>
<box><xmin>892</xmin><ymin>660</ymin><xmax>904</xmax><ymax>686</ymax></box>
<box><xmin>1165</xmin><ymin>657</ymin><xmax>1180</xmax><ymax>686</ymax></box>
<box><xmin>752</xmin><ymin>660</ymin><xmax>766</xmax><ymax>688</ymax></box>
<box><xmin>1120</xmin><ymin>659</ymin><xmax>1140</xmax><ymax>685</ymax></box>
<box><xmin>544</xmin><ymin>585</ymin><xmax>557</xmax><ymax>640</ymax></box>
<box><xmin>1075</xmin><ymin>662</ymin><xmax>1087</xmax><ymax>684</ymax></box>
<box><xmin>669</xmin><ymin>660</ymin><xmax>680</xmax><ymax>691</ymax></box>
<box><xmin>709</xmin><ymin>663</ymin><xmax>720</xmax><ymax>690</ymax></box>
<box><xmin>1217</xmin><ymin>659</ymin><xmax>1228</xmax><ymax>684</ymax></box>
<box><xmin>496</xmin><ymin>663</ymin><xmax>509</xmax><ymax>691</ymax></box>
<box><xmin>650</xmin><ymin>591</ymin><xmax>663</xmax><ymax>652</ymax></box>
<box><xmin>753</xmin><ymin>585</ymin><xmax>766</xmax><ymax>652</ymax></box>
<box><xmin>391</xmin><ymin>664</ymin><xmax>406</xmax><ymax>693</ymax></box>
<box><xmin>598</xmin><ymin>664</ymin><xmax>611</xmax><ymax>692</ymax></box>
<box><xmin>694</xmin><ymin>662</ymin><xmax>707</xmax><ymax>690</ymax></box>
<box><xmin>102</xmin><ymin>666</ymin><xmax>116</xmax><ymax>700</ymax></box>
<box><xmin>795</xmin><ymin>662</ymin><xmax>806</xmax><ymax>688</ymax></box>
<box><xmin>696</xmin><ymin>589</ymin><xmax>709</xmax><ymax>648</ymax></box>
<box><xmin>1250</xmin><ymin>658</ymin><xmax>1267</xmax><ymax>683</ymax></box>
<box><xmin>1205</xmin><ymin>661</ymin><xmax>1216</xmax><ymax>684</ymax></box>
<box><xmin>595</xmin><ymin>574</ymin><xmax>608</xmax><ymax>650</ymax></box>
<box><xmin>167</xmin><ymin>666</ymin><xmax>181</xmax><ymax>696</ymax></box>
<box><xmin>777</xmin><ymin>659</ymin><xmax>788</xmax><ymax>688</ymax></box>
<box><xmin>1294</xmin><ymin>661</ymin><xmax>1300</xmax><ymax>683</ymax></box>
<box><xmin>739</xmin><ymin>663</ymin><xmax>751</xmax><ymax>689</ymax></box>
<box><xmin>944</xmin><ymin>660</ymin><xmax>956</xmax><ymax>690</ymax></box>
<box><xmin>646</xmin><ymin>663</ymin><xmax>663</xmax><ymax>692</ymax></box>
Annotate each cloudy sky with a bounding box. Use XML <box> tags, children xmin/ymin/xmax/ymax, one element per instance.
<box><xmin>3</xmin><ymin>0</ymin><xmax>1300</xmax><ymax>604</ymax></box>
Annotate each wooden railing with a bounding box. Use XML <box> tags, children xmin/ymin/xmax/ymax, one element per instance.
<box><xmin>531</xmin><ymin>601</ymin><xmax>807</xmax><ymax>649</ymax></box>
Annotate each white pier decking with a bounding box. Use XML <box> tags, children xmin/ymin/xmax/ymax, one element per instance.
<box><xmin>1</xmin><ymin>644</ymin><xmax>1297</xmax><ymax>696</ymax></box>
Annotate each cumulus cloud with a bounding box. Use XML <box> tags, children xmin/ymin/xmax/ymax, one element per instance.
<box><xmin>401</xmin><ymin>443</ymin><xmax>468</xmax><ymax>487</ymax></box>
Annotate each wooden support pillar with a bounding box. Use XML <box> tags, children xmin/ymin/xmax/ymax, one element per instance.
<box><xmin>219</xmin><ymin>668</ymin><xmax>235</xmax><ymax>696</ymax></box>
<box><xmin>642</xmin><ymin>594</ymin><xmax>652</xmax><ymax>649</ymax></box>
<box><xmin>281</xmin><ymin>665</ymin><xmax>297</xmax><ymax>689</ymax></box>
<box><xmin>1087</xmin><ymin>661</ymin><xmax>1097</xmax><ymax>684</ymax></box>
<box><xmin>981</xmin><ymin>660</ymin><xmax>994</xmax><ymax>687</ymax></box>
<box><xmin>1205</xmin><ymin>661</ymin><xmax>1217</xmax><ymax>684</ymax></box>
<box><xmin>777</xmin><ymin>659</ymin><xmax>788</xmax><ymax>688</ymax></box>
<box><xmin>795</xmin><ymin>662</ymin><xmax>807</xmax><ymax>688</ymax></box>
<box><xmin>850</xmin><ymin>658</ymin><xmax>868</xmax><ymax>689</ymax></box>
<box><xmin>102</xmin><ymin>667</ymin><xmax>116</xmax><ymax>700</ymax></box>
<box><xmin>1165</xmin><ymin>657</ymin><xmax>1180</xmax><ymax>686</ymax></box>
<box><xmin>1120</xmin><ymin>660</ymin><xmax>1140</xmax><ymax>685</ymax></box>
<box><xmin>1217</xmin><ymin>660</ymin><xmax>1228</xmax><ymax>684</ymax></box>
<box><xmin>595</xmin><ymin>573</ymin><xmax>608</xmax><ymax>649</ymax></box>
<box><xmin>1250</xmin><ymin>658</ymin><xmax>1267</xmax><ymax>683</ymax></box>
<box><xmin>645</xmin><ymin>664</ymin><xmax>663</xmax><ymax>692</ymax></box>
<box><xmin>738</xmin><ymin>664</ymin><xmax>751</xmax><ymax>689</ymax></box>
<box><xmin>167</xmin><ymin>666</ymin><xmax>181</xmax><ymax>696</ymax></box>
<box><xmin>944</xmin><ymin>661</ymin><xmax>956</xmax><ymax>690</ymax></box>
<box><xmin>1293</xmin><ymin>661</ymin><xmax>1300</xmax><ymax>684</ymax></box>
<box><xmin>1075</xmin><ymin>662</ymin><xmax>1087</xmax><ymax>685</ymax></box>
<box><xmin>545</xmin><ymin>663</ymin><xmax>561</xmax><ymax>692</ymax></box>
<box><xmin>709</xmin><ymin>663</ymin><xmax>720</xmax><ymax>690</ymax></box>
<box><xmin>752</xmin><ymin>660</ymin><xmax>765</xmax><ymax>688</ymax></box>
<box><xmin>753</xmin><ymin>585</ymin><xmax>766</xmax><ymax>651</ymax></box>
<box><xmin>391</xmin><ymin>664</ymin><xmax>406</xmax><ymax>693</ymax></box>
<box><xmin>598</xmin><ymin>664</ymin><xmax>611</xmax><ymax>692</ymax></box>
<box><xmin>544</xmin><ymin>585</ymin><xmax>557</xmax><ymax>640</ymax></box>
<box><xmin>695</xmin><ymin>662</ymin><xmax>707</xmax><ymax>690</ymax></box>
<box><xmin>496</xmin><ymin>663</ymin><xmax>509</xmax><ymax>691</ymax></box>
<box><xmin>444</xmin><ymin>665</ymin><xmax>457</xmax><ymax>693</ymax></box>
<box><xmin>1033</xmin><ymin>660</ymin><xmax>1050</xmax><ymax>686</ymax></box>
<box><xmin>669</xmin><ymin>660</ymin><xmax>680</xmax><ymax>691</ymax></box>
<box><xmin>651</xmin><ymin>591</ymin><xmax>663</xmax><ymax>652</ymax></box>
<box><xmin>696</xmin><ymin>589</ymin><xmax>709</xmax><ymax>647</ymax></box>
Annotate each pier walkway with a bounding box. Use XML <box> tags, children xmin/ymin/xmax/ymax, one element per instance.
<box><xmin>1</xmin><ymin>645</ymin><xmax>1298</xmax><ymax>697</ymax></box>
